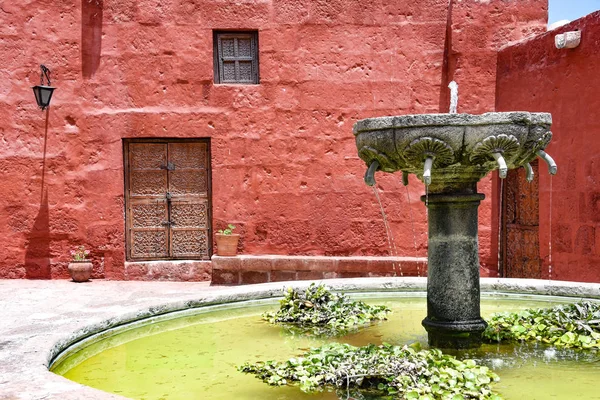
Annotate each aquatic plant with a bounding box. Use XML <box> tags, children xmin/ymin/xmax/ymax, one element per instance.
<box><xmin>262</xmin><ymin>283</ymin><xmax>390</xmax><ymax>336</ymax></box>
<box><xmin>240</xmin><ymin>342</ymin><xmax>501</xmax><ymax>399</ymax></box>
<box><xmin>483</xmin><ymin>301</ymin><xmax>600</xmax><ymax>349</ymax></box>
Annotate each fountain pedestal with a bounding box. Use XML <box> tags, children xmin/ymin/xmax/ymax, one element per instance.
<box><xmin>421</xmin><ymin>191</ymin><xmax>487</xmax><ymax>348</ymax></box>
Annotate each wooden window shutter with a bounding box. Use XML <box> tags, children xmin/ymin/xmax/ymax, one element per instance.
<box><xmin>214</xmin><ymin>31</ymin><xmax>259</xmax><ymax>84</ymax></box>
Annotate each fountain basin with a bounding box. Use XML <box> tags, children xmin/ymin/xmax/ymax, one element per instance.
<box><xmin>44</xmin><ymin>278</ymin><xmax>600</xmax><ymax>400</ymax></box>
<box><xmin>354</xmin><ymin>112</ymin><xmax>552</xmax><ymax>193</ymax></box>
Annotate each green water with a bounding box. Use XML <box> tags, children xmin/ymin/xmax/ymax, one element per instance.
<box><xmin>53</xmin><ymin>295</ymin><xmax>600</xmax><ymax>400</ymax></box>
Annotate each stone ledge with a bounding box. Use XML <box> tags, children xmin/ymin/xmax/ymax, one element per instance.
<box><xmin>211</xmin><ymin>255</ymin><xmax>428</xmax><ymax>285</ymax></box>
<box><xmin>125</xmin><ymin>260</ymin><xmax>211</xmax><ymax>281</ymax></box>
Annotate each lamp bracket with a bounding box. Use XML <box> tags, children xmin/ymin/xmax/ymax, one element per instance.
<box><xmin>40</xmin><ymin>65</ymin><xmax>51</xmax><ymax>86</ymax></box>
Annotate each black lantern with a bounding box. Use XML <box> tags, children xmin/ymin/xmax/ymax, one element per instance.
<box><xmin>32</xmin><ymin>65</ymin><xmax>55</xmax><ymax>110</ymax></box>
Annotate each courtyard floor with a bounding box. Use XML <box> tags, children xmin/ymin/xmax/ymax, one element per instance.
<box><xmin>0</xmin><ymin>279</ymin><xmax>226</xmax><ymax>400</ymax></box>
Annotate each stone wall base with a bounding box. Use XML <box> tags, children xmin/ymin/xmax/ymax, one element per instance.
<box><xmin>211</xmin><ymin>255</ymin><xmax>428</xmax><ymax>285</ymax></box>
<box><xmin>124</xmin><ymin>260</ymin><xmax>211</xmax><ymax>281</ymax></box>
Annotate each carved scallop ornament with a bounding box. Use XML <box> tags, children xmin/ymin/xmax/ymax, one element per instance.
<box><xmin>403</xmin><ymin>137</ymin><xmax>454</xmax><ymax>168</ymax></box>
<box><xmin>470</xmin><ymin>134</ymin><xmax>520</xmax><ymax>165</ymax></box>
<box><xmin>358</xmin><ymin>146</ymin><xmax>398</xmax><ymax>172</ymax></box>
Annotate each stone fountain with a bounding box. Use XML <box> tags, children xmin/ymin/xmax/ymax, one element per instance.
<box><xmin>353</xmin><ymin>88</ymin><xmax>557</xmax><ymax>348</ymax></box>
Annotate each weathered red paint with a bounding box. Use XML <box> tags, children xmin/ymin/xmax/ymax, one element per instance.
<box><xmin>496</xmin><ymin>11</ymin><xmax>600</xmax><ymax>283</ymax></box>
<box><xmin>0</xmin><ymin>0</ymin><xmax>545</xmax><ymax>280</ymax></box>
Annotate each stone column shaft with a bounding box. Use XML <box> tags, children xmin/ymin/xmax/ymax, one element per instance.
<box><xmin>421</xmin><ymin>193</ymin><xmax>487</xmax><ymax>348</ymax></box>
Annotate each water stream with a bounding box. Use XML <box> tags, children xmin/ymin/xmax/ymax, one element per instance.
<box><xmin>404</xmin><ymin>185</ymin><xmax>420</xmax><ymax>276</ymax></box>
<box><xmin>448</xmin><ymin>81</ymin><xmax>458</xmax><ymax>114</ymax></box>
<box><xmin>498</xmin><ymin>176</ymin><xmax>504</xmax><ymax>278</ymax></box>
<box><xmin>372</xmin><ymin>187</ymin><xmax>402</xmax><ymax>276</ymax></box>
<box><xmin>548</xmin><ymin>175</ymin><xmax>554</xmax><ymax>283</ymax></box>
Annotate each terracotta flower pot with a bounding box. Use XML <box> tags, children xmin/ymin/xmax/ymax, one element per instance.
<box><xmin>68</xmin><ymin>261</ymin><xmax>93</xmax><ymax>282</ymax></box>
<box><xmin>215</xmin><ymin>233</ymin><xmax>240</xmax><ymax>256</ymax></box>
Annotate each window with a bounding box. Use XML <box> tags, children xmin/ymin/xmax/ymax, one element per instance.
<box><xmin>213</xmin><ymin>31</ymin><xmax>259</xmax><ymax>84</ymax></box>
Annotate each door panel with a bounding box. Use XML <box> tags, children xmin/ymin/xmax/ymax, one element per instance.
<box><xmin>125</xmin><ymin>140</ymin><xmax>211</xmax><ymax>261</ymax></box>
<box><xmin>130</xmin><ymin>202</ymin><xmax>169</xmax><ymax>258</ymax></box>
<box><xmin>170</xmin><ymin>202</ymin><xmax>209</xmax><ymax>258</ymax></box>
<box><xmin>168</xmin><ymin>142</ymin><xmax>209</xmax><ymax>259</ymax></box>
<box><xmin>129</xmin><ymin>143</ymin><xmax>168</xmax><ymax>198</ymax></box>
<box><xmin>131</xmin><ymin>229</ymin><xmax>169</xmax><ymax>258</ymax></box>
<box><xmin>170</xmin><ymin>229</ymin><xmax>209</xmax><ymax>258</ymax></box>
<box><xmin>127</xmin><ymin>144</ymin><xmax>170</xmax><ymax>259</ymax></box>
<box><xmin>501</xmin><ymin>161</ymin><xmax>541</xmax><ymax>278</ymax></box>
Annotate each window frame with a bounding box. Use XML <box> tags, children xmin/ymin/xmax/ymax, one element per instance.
<box><xmin>213</xmin><ymin>31</ymin><xmax>259</xmax><ymax>85</ymax></box>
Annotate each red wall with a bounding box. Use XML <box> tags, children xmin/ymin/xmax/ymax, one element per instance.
<box><xmin>442</xmin><ymin>0</ymin><xmax>547</xmax><ymax>275</ymax></box>
<box><xmin>496</xmin><ymin>11</ymin><xmax>600</xmax><ymax>282</ymax></box>
<box><xmin>0</xmin><ymin>0</ymin><xmax>545</xmax><ymax>280</ymax></box>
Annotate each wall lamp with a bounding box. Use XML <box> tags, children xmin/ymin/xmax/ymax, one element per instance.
<box><xmin>32</xmin><ymin>65</ymin><xmax>55</xmax><ymax>110</ymax></box>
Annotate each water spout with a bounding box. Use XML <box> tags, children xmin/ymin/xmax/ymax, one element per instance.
<box><xmin>448</xmin><ymin>81</ymin><xmax>458</xmax><ymax>114</ymax></box>
<box><xmin>423</xmin><ymin>157</ymin><xmax>434</xmax><ymax>186</ymax></box>
<box><xmin>364</xmin><ymin>160</ymin><xmax>380</xmax><ymax>186</ymax></box>
<box><xmin>491</xmin><ymin>152</ymin><xmax>507</xmax><ymax>179</ymax></box>
<box><xmin>524</xmin><ymin>163</ymin><xmax>534</xmax><ymax>182</ymax></box>
<box><xmin>537</xmin><ymin>150</ymin><xmax>557</xmax><ymax>175</ymax></box>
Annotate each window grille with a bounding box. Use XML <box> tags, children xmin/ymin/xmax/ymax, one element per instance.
<box><xmin>214</xmin><ymin>31</ymin><xmax>259</xmax><ymax>84</ymax></box>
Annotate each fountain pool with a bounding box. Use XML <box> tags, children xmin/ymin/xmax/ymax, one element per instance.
<box><xmin>50</xmin><ymin>282</ymin><xmax>600</xmax><ymax>400</ymax></box>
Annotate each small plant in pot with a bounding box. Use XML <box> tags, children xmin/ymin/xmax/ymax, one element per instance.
<box><xmin>68</xmin><ymin>245</ymin><xmax>93</xmax><ymax>282</ymax></box>
<box><xmin>215</xmin><ymin>224</ymin><xmax>240</xmax><ymax>256</ymax></box>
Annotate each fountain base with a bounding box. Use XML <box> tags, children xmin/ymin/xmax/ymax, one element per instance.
<box><xmin>422</xmin><ymin>317</ymin><xmax>488</xmax><ymax>349</ymax></box>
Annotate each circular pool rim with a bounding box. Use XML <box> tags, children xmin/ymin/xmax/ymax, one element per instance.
<box><xmin>47</xmin><ymin>277</ymin><xmax>600</xmax><ymax>371</ymax></box>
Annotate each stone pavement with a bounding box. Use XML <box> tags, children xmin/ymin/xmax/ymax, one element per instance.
<box><xmin>0</xmin><ymin>280</ymin><xmax>223</xmax><ymax>400</ymax></box>
<box><xmin>1</xmin><ymin>277</ymin><xmax>599</xmax><ymax>400</ymax></box>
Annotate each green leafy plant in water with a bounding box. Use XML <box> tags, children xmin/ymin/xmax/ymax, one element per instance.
<box><xmin>217</xmin><ymin>224</ymin><xmax>236</xmax><ymax>235</ymax></box>
<box><xmin>239</xmin><ymin>342</ymin><xmax>502</xmax><ymax>400</ymax></box>
<box><xmin>483</xmin><ymin>301</ymin><xmax>600</xmax><ymax>349</ymax></box>
<box><xmin>262</xmin><ymin>283</ymin><xmax>391</xmax><ymax>336</ymax></box>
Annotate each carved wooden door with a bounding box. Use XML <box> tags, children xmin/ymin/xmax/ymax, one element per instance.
<box><xmin>501</xmin><ymin>161</ymin><xmax>541</xmax><ymax>278</ymax></box>
<box><xmin>125</xmin><ymin>140</ymin><xmax>211</xmax><ymax>261</ymax></box>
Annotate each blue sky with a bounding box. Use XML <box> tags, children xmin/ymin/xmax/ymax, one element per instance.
<box><xmin>549</xmin><ymin>0</ymin><xmax>600</xmax><ymax>24</ymax></box>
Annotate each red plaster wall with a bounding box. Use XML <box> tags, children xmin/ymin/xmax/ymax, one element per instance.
<box><xmin>442</xmin><ymin>0</ymin><xmax>547</xmax><ymax>275</ymax></box>
<box><xmin>0</xmin><ymin>0</ymin><xmax>545</xmax><ymax>280</ymax></box>
<box><xmin>496</xmin><ymin>11</ymin><xmax>600</xmax><ymax>282</ymax></box>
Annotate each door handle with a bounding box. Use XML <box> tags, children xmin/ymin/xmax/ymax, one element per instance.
<box><xmin>160</xmin><ymin>162</ymin><xmax>175</xmax><ymax>170</ymax></box>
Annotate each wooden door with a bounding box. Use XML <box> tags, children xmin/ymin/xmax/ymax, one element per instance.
<box><xmin>501</xmin><ymin>161</ymin><xmax>541</xmax><ymax>278</ymax></box>
<box><xmin>125</xmin><ymin>140</ymin><xmax>211</xmax><ymax>261</ymax></box>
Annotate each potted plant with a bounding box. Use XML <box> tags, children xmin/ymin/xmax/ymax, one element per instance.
<box><xmin>68</xmin><ymin>245</ymin><xmax>93</xmax><ymax>282</ymax></box>
<box><xmin>215</xmin><ymin>224</ymin><xmax>240</xmax><ymax>256</ymax></box>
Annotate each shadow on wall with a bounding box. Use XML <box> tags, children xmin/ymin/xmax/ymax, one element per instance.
<box><xmin>25</xmin><ymin>191</ymin><xmax>51</xmax><ymax>279</ymax></box>
<box><xmin>82</xmin><ymin>0</ymin><xmax>103</xmax><ymax>78</ymax></box>
<box><xmin>25</xmin><ymin>108</ymin><xmax>51</xmax><ymax>279</ymax></box>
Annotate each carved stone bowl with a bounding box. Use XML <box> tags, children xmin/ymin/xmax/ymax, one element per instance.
<box><xmin>354</xmin><ymin>112</ymin><xmax>552</xmax><ymax>193</ymax></box>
